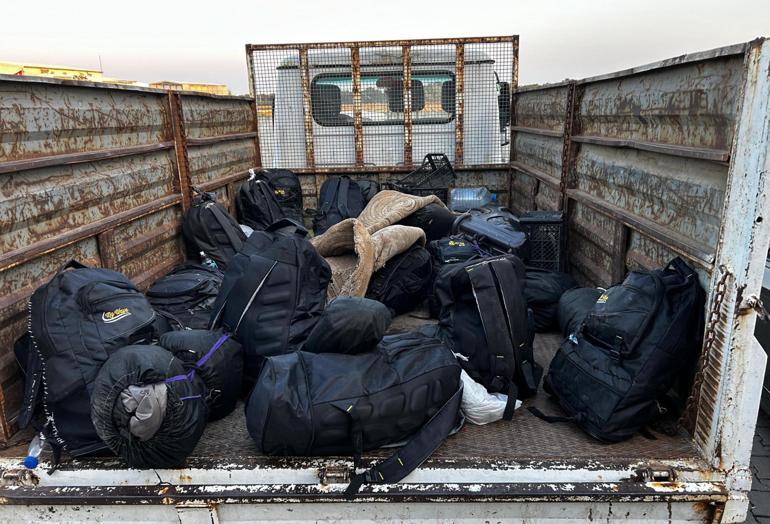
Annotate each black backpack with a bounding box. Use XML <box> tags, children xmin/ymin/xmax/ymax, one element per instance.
<box><xmin>558</xmin><ymin>287</ymin><xmax>603</xmax><ymax>337</ymax></box>
<box><xmin>236</xmin><ymin>178</ymin><xmax>286</xmax><ymax>231</ymax></box>
<box><xmin>365</xmin><ymin>245</ymin><xmax>433</xmax><ymax>315</ymax></box>
<box><xmin>210</xmin><ymin>219</ymin><xmax>331</xmax><ymax>384</ymax></box>
<box><xmin>399</xmin><ymin>203</ymin><xmax>456</xmax><ymax>242</ymax></box>
<box><xmin>246</xmin><ymin>332</ymin><xmax>462</xmax><ymax>495</ymax></box>
<box><xmin>357</xmin><ymin>180</ymin><xmax>380</xmax><ymax>204</ymax></box>
<box><xmin>540</xmin><ymin>257</ymin><xmax>705</xmax><ymax>442</ymax></box>
<box><xmin>146</xmin><ymin>263</ymin><xmax>223</xmax><ymax>330</ymax></box>
<box><xmin>19</xmin><ymin>261</ymin><xmax>157</xmax><ymax>458</ymax></box>
<box><xmin>312</xmin><ymin>176</ymin><xmax>365</xmax><ymax>235</ymax></box>
<box><xmin>433</xmin><ymin>255</ymin><xmax>542</xmax><ymax>414</ymax></box>
<box><xmin>253</xmin><ymin>168</ymin><xmax>304</xmax><ymax>223</ymax></box>
<box><xmin>523</xmin><ymin>268</ymin><xmax>578</xmax><ymax>332</ymax></box>
<box><xmin>182</xmin><ymin>190</ymin><xmax>246</xmax><ymax>270</ymax></box>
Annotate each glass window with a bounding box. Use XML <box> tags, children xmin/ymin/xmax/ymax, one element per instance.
<box><xmin>311</xmin><ymin>72</ymin><xmax>455</xmax><ymax>126</ymax></box>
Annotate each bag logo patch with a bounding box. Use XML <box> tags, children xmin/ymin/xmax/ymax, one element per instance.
<box><xmin>596</xmin><ymin>293</ymin><xmax>609</xmax><ymax>304</ymax></box>
<box><xmin>448</xmin><ymin>240</ymin><xmax>466</xmax><ymax>247</ymax></box>
<box><xmin>274</xmin><ymin>188</ymin><xmax>286</xmax><ymax>196</ymax></box>
<box><xmin>102</xmin><ymin>307</ymin><xmax>131</xmax><ymax>323</ymax></box>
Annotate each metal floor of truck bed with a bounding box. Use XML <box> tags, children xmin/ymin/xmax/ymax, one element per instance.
<box><xmin>0</xmin><ymin>313</ymin><xmax>700</xmax><ymax>468</ymax></box>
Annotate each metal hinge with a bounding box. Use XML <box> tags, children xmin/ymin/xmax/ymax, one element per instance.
<box><xmin>739</xmin><ymin>294</ymin><xmax>770</xmax><ymax>321</ymax></box>
<box><xmin>318</xmin><ymin>465</ymin><xmax>351</xmax><ymax>485</ymax></box>
<box><xmin>0</xmin><ymin>467</ymin><xmax>39</xmax><ymax>486</ymax></box>
<box><xmin>633</xmin><ymin>467</ymin><xmax>677</xmax><ymax>482</ymax></box>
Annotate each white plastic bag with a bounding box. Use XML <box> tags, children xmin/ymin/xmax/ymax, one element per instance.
<box><xmin>459</xmin><ymin>370</ymin><xmax>521</xmax><ymax>425</ymax></box>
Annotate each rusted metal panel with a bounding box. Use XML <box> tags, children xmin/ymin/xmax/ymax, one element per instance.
<box><xmin>454</xmin><ymin>43</ymin><xmax>465</xmax><ymax>166</ymax></box>
<box><xmin>181</xmin><ymin>95</ymin><xmax>254</xmax><ymax>139</ymax></box>
<box><xmin>247</xmin><ymin>36</ymin><xmax>517</xmax><ymax>52</ymax></box>
<box><xmin>402</xmin><ymin>46</ymin><xmax>413</xmax><ymax>168</ymax></box>
<box><xmin>168</xmin><ymin>92</ymin><xmax>192</xmax><ymax>211</ymax></box>
<box><xmin>350</xmin><ymin>47</ymin><xmax>365</xmax><ymax>168</ymax></box>
<box><xmin>186</xmin><ymin>139</ymin><xmax>255</xmax><ymax>188</ymax></box>
<box><xmin>571</xmin><ymin>144</ymin><xmax>725</xmax><ymax>259</ymax></box>
<box><xmin>567</xmin><ymin>200</ymin><xmax>624</xmax><ymax>287</ymax></box>
<box><xmin>298</xmin><ymin>48</ymin><xmax>315</xmax><ymax>169</ymax></box>
<box><xmin>512</xmin><ymin>86</ymin><xmax>569</xmax><ymax>132</ymax></box>
<box><xmin>0</xmin><ymin>79</ymin><xmax>170</xmax><ymax>161</ymax></box>
<box><xmin>576</xmin><ymin>55</ymin><xmax>744</xmax><ymax>153</ymax></box>
<box><xmin>0</xmin><ymin>150</ymin><xmax>177</xmax><ymax>258</ymax></box>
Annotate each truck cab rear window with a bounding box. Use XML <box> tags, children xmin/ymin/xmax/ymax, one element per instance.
<box><xmin>311</xmin><ymin>72</ymin><xmax>455</xmax><ymax>127</ymax></box>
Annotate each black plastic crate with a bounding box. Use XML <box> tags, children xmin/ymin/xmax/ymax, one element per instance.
<box><xmin>516</xmin><ymin>211</ymin><xmax>565</xmax><ymax>272</ymax></box>
<box><xmin>385</xmin><ymin>154</ymin><xmax>456</xmax><ymax>203</ymax></box>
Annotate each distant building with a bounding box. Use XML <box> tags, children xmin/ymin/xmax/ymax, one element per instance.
<box><xmin>0</xmin><ymin>61</ymin><xmax>230</xmax><ymax>95</ymax></box>
<box><xmin>0</xmin><ymin>61</ymin><xmax>103</xmax><ymax>81</ymax></box>
<box><xmin>150</xmin><ymin>81</ymin><xmax>230</xmax><ymax>96</ymax></box>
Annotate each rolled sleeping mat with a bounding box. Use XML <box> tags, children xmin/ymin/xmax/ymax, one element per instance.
<box><xmin>303</xmin><ymin>296</ymin><xmax>392</xmax><ymax>355</ymax></box>
<box><xmin>159</xmin><ymin>329</ymin><xmax>244</xmax><ymax>420</ymax></box>
<box><xmin>91</xmin><ymin>345</ymin><xmax>208</xmax><ymax>469</ymax></box>
<box><xmin>558</xmin><ymin>287</ymin><xmax>603</xmax><ymax>337</ymax></box>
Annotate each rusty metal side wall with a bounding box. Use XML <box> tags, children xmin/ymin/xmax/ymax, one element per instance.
<box><xmin>0</xmin><ymin>82</ymin><xmax>170</xmax><ymax>160</ymax></box>
<box><xmin>181</xmin><ymin>96</ymin><xmax>255</xmax><ymax>139</ymax></box>
<box><xmin>0</xmin><ymin>78</ymin><xmax>256</xmax><ymax>441</ymax></box>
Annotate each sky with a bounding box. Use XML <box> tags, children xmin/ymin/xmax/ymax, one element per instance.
<box><xmin>1</xmin><ymin>0</ymin><xmax>768</xmax><ymax>95</ymax></box>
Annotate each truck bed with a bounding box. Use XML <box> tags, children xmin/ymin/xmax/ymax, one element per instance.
<box><xmin>0</xmin><ymin>312</ymin><xmax>700</xmax><ymax>470</ymax></box>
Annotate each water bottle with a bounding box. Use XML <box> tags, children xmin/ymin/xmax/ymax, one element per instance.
<box><xmin>200</xmin><ymin>251</ymin><xmax>218</xmax><ymax>271</ymax></box>
<box><xmin>24</xmin><ymin>433</ymin><xmax>45</xmax><ymax>469</ymax></box>
<box><xmin>449</xmin><ymin>187</ymin><xmax>494</xmax><ymax>212</ymax></box>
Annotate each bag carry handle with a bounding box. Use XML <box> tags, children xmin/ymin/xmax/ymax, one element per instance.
<box><xmin>265</xmin><ymin>218</ymin><xmax>308</xmax><ymax>237</ymax></box>
<box><xmin>165</xmin><ymin>332</ymin><xmax>231</xmax><ymax>385</ymax></box>
<box><xmin>344</xmin><ymin>385</ymin><xmax>462</xmax><ymax>497</ymax></box>
<box><xmin>206</xmin><ymin>203</ymin><xmax>244</xmax><ymax>253</ymax></box>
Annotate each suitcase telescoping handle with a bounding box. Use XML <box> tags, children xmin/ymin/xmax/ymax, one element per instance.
<box><xmin>344</xmin><ymin>385</ymin><xmax>463</xmax><ymax>497</ymax></box>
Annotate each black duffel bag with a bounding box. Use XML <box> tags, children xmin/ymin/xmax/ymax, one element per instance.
<box><xmin>366</xmin><ymin>245</ymin><xmax>433</xmax><ymax>315</ymax></box>
<box><xmin>524</xmin><ymin>268</ymin><xmax>577</xmax><ymax>332</ymax></box>
<box><xmin>246</xmin><ymin>332</ymin><xmax>462</xmax><ymax>495</ymax></box>
<box><xmin>160</xmin><ymin>329</ymin><xmax>244</xmax><ymax>420</ymax></box>
<box><xmin>433</xmin><ymin>255</ymin><xmax>541</xmax><ymax>412</ymax></box>
<box><xmin>303</xmin><ymin>297</ymin><xmax>392</xmax><ymax>355</ymax></box>
<box><xmin>557</xmin><ymin>287</ymin><xmax>603</xmax><ymax>337</ymax></box>
<box><xmin>540</xmin><ymin>257</ymin><xmax>705</xmax><ymax>442</ymax></box>
<box><xmin>252</xmin><ymin>168</ymin><xmax>304</xmax><ymax>223</ymax></box>
<box><xmin>91</xmin><ymin>345</ymin><xmax>208</xmax><ymax>468</ymax></box>
<box><xmin>146</xmin><ymin>263</ymin><xmax>223</xmax><ymax>330</ymax></box>
<box><xmin>182</xmin><ymin>189</ymin><xmax>246</xmax><ymax>270</ymax></box>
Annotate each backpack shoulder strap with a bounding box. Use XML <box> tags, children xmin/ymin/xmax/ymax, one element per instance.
<box><xmin>466</xmin><ymin>261</ymin><xmax>519</xmax><ymax>418</ymax></box>
<box><xmin>210</xmin><ymin>259</ymin><xmax>277</xmax><ymax>331</ymax></box>
<box><xmin>490</xmin><ymin>259</ymin><xmax>540</xmax><ymax>395</ymax></box>
<box><xmin>321</xmin><ymin>177</ymin><xmax>342</xmax><ymax>214</ymax></box>
<box><xmin>338</xmin><ymin>176</ymin><xmax>351</xmax><ymax>218</ymax></box>
<box><xmin>207</xmin><ymin>203</ymin><xmax>244</xmax><ymax>253</ymax></box>
<box><xmin>345</xmin><ymin>385</ymin><xmax>462</xmax><ymax>497</ymax></box>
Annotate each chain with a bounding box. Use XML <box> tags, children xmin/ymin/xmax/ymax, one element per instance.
<box><xmin>679</xmin><ymin>265</ymin><xmax>730</xmax><ymax>430</ymax></box>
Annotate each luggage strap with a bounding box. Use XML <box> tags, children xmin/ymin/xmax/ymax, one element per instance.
<box><xmin>527</xmin><ymin>406</ymin><xmax>578</xmax><ymax>424</ymax></box>
<box><xmin>467</xmin><ymin>259</ymin><xmax>535</xmax><ymax>417</ymax></box>
<box><xmin>344</xmin><ymin>385</ymin><xmax>462</xmax><ymax>497</ymax></box>
<box><xmin>165</xmin><ymin>332</ymin><xmax>231</xmax><ymax>387</ymax></box>
<box><xmin>207</xmin><ymin>203</ymin><xmax>244</xmax><ymax>253</ymax></box>
<box><xmin>255</xmin><ymin>180</ymin><xmax>280</xmax><ymax>225</ymax></box>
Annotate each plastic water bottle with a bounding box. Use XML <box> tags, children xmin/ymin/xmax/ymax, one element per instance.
<box><xmin>24</xmin><ymin>433</ymin><xmax>45</xmax><ymax>469</ymax></box>
<box><xmin>200</xmin><ymin>251</ymin><xmax>218</xmax><ymax>271</ymax></box>
<box><xmin>449</xmin><ymin>187</ymin><xmax>494</xmax><ymax>212</ymax></box>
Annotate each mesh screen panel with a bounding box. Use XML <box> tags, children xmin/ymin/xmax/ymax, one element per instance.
<box><xmin>248</xmin><ymin>38</ymin><xmax>516</xmax><ymax>172</ymax></box>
